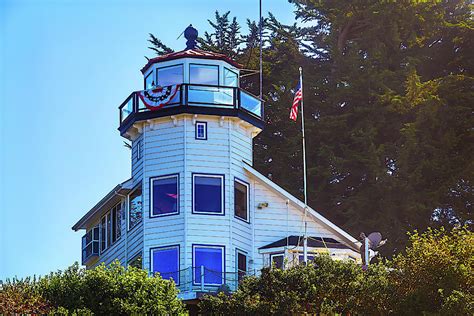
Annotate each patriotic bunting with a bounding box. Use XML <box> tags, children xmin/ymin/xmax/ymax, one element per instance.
<box><xmin>138</xmin><ymin>85</ymin><xmax>180</xmax><ymax>111</ymax></box>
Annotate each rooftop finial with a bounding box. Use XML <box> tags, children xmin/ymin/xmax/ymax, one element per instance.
<box><xmin>184</xmin><ymin>24</ymin><xmax>198</xmax><ymax>50</ymax></box>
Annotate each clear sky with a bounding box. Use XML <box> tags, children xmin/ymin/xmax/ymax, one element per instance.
<box><xmin>0</xmin><ymin>0</ymin><xmax>296</xmax><ymax>279</ymax></box>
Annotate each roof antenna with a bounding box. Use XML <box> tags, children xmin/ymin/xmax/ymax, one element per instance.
<box><xmin>184</xmin><ymin>24</ymin><xmax>198</xmax><ymax>50</ymax></box>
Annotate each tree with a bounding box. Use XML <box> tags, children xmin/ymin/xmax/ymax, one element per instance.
<box><xmin>145</xmin><ymin>2</ymin><xmax>473</xmax><ymax>255</ymax></box>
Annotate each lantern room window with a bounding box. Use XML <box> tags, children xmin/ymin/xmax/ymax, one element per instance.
<box><xmin>190</xmin><ymin>64</ymin><xmax>219</xmax><ymax>85</ymax></box>
<box><xmin>144</xmin><ymin>71</ymin><xmax>154</xmax><ymax>89</ymax></box>
<box><xmin>157</xmin><ymin>64</ymin><xmax>183</xmax><ymax>87</ymax></box>
<box><xmin>224</xmin><ymin>67</ymin><xmax>238</xmax><ymax>87</ymax></box>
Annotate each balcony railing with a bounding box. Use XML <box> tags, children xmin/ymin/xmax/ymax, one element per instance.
<box><xmin>82</xmin><ymin>227</ymin><xmax>99</xmax><ymax>265</ymax></box>
<box><xmin>119</xmin><ymin>84</ymin><xmax>263</xmax><ymax>125</ymax></box>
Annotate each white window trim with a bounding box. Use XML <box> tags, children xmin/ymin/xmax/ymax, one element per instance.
<box><xmin>150</xmin><ymin>245</ymin><xmax>180</xmax><ymax>285</ymax></box>
<box><xmin>234</xmin><ymin>178</ymin><xmax>250</xmax><ymax>222</ymax></box>
<box><xmin>236</xmin><ymin>249</ymin><xmax>247</xmax><ymax>276</ymax></box>
<box><xmin>192</xmin><ymin>244</ymin><xmax>225</xmax><ymax>286</ymax></box>
<box><xmin>270</xmin><ymin>253</ymin><xmax>285</xmax><ymax>269</ymax></box>
<box><xmin>195</xmin><ymin>121</ymin><xmax>207</xmax><ymax>140</ymax></box>
<box><xmin>150</xmin><ymin>174</ymin><xmax>179</xmax><ymax>218</ymax></box>
<box><xmin>192</xmin><ymin>174</ymin><xmax>225</xmax><ymax>215</ymax></box>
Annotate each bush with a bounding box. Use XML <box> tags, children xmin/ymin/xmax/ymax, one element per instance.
<box><xmin>200</xmin><ymin>227</ymin><xmax>473</xmax><ymax>315</ymax></box>
<box><xmin>0</xmin><ymin>261</ymin><xmax>186</xmax><ymax>315</ymax></box>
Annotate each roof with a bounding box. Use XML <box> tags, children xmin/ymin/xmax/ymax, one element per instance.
<box><xmin>71</xmin><ymin>178</ymin><xmax>134</xmax><ymax>231</ymax></box>
<box><xmin>259</xmin><ymin>235</ymin><xmax>353</xmax><ymax>250</ymax></box>
<box><xmin>242</xmin><ymin>161</ymin><xmax>360</xmax><ymax>252</ymax></box>
<box><xmin>141</xmin><ymin>49</ymin><xmax>242</xmax><ymax>74</ymax></box>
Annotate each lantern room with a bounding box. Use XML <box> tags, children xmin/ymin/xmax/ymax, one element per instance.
<box><xmin>118</xmin><ymin>25</ymin><xmax>264</xmax><ymax>140</ymax></box>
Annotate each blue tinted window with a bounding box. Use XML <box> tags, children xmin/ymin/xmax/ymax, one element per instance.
<box><xmin>224</xmin><ymin>68</ymin><xmax>238</xmax><ymax>87</ymax></box>
<box><xmin>145</xmin><ymin>71</ymin><xmax>154</xmax><ymax>89</ymax></box>
<box><xmin>152</xmin><ymin>246</ymin><xmax>179</xmax><ymax>284</ymax></box>
<box><xmin>151</xmin><ymin>175</ymin><xmax>179</xmax><ymax>217</ymax></box>
<box><xmin>189</xmin><ymin>64</ymin><xmax>218</xmax><ymax>85</ymax></box>
<box><xmin>157</xmin><ymin>65</ymin><xmax>183</xmax><ymax>87</ymax></box>
<box><xmin>298</xmin><ymin>255</ymin><xmax>315</xmax><ymax>263</ymax></box>
<box><xmin>194</xmin><ymin>246</ymin><xmax>224</xmax><ymax>285</ymax></box>
<box><xmin>193</xmin><ymin>175</ymin><xmax>223</xmax><ymax>214</ymax></box>
<box><xmin>195</xmin><ymin>122</ymin><xmax>207</xmax><ymax>140</ymax></box>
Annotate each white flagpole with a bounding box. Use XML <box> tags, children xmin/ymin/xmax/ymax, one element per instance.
<box><xmin>259</xmin><ymin>0</ymin><xmax>263</xmax><ymax>100</ymax></box>
<box><xmin>299</xmin><ymin>67</ymin><xmax>309</xmax><ymax>264</ymax></box>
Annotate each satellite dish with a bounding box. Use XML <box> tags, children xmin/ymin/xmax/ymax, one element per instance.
<box><xmin>359</xmin><ymin>232</ymin><xmax>387</xmax><ymax>267</ymax></box>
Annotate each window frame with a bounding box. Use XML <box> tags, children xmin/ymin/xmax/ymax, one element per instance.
<box><xmin>136</xmin><ymin>140</ymin><xmax>142</xmax><ymax>161</ymax></box>
<box><xmin>149</xmin><ymin>174</ymin><xmax>180</xmax><ymax>218</ymax></box>
<box><xmin>223</xmin><ymin>67</ymin><xmax>238</xmax><ymax>87</ymax></box>
<box><xmin>110</xmin><ymin>203</ymin><xmax>122</xmax><ymax>244</ymax></box>
<box><xmin>144</xmin><ymin>70</ymin><xmax>154</xmax><ymax>89</ymax></box>
<box><xmin>192</xmin><ymin>173</ymin><xmax>225</xmax><ymax>215</ymax></box>
<box><xmin>234</xmin><ymin>178</ymin><xmax>250</xmax><ymax>223</ymax></box>
<box><xmin>156</xmin><ymin>64</ymin><xmax>184</xmax><ymax>88</ymax></box>
<box><xmin>150</xmin><ymin>244</ymin><xmax>180</xmax><ymax>285</ymax></box>
<box><xmin>100</xmin><ymin>215</ymin><xmax>107</xmax><ymax>253</ymax></box>
<box><xmin>270</xmin><ymin>253</ymin><xmax>285</xmax><ymax>269</ymax></box>
<box><xmin>127</xmin><ymin>184</ymin><xmax>143</xmax><ymax>232</ymax></box>
<box><xmin>236</xmin><ymin>249</ymin><xmax>247</xmax><ymax>283</ymax></box>
<box><xmin>192</xmin><ymin>244</ymin><xmax>225</xmax><ymax>286</ymax></box>
<box><xmin>189</xmin><ymin>63</ymin><xmax>219</xmax><ymax>86</ymax></box>
<box><xmin>195</xmin><ymin>121</ymin><xmax>207</xmax><ymax>140</ymax></box>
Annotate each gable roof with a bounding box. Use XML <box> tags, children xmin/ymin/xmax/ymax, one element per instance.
<box><xmin>141</xmin><ymin>49</ymin><xmax>242</xmax><ymax>74</ymax></box>
<box><xmin>242</xmin><ymin>162</ymin><xmax>360</xmax><ymax>252</ymax></box>
<box><xmin>71</xmin><ymin>178</ymin><xmax>134</xmax><ymax>231</ymax></box>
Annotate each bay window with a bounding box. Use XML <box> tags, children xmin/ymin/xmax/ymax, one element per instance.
<box><xmin>192</xmin><ymin>174</ymin><xmax>224</xmax><ymax>215</ymax></box>
<box><xmin>151</xmin><ymin>245</ymin><xmax>180</xmax><ymax>284</ymax></box>
<box><xmin>193</xmin><ymin>245</ymin><xmax>225</xmax><ymax>285</ymax></box>
<box><xmin>150</xmin><ymin>174</ymin><xmax>179</xmax><ymax>217</ymax></box>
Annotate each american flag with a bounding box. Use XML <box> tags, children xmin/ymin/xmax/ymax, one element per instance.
<box><xmin>290</xmin><ymin>83</ymin><xmax>302</xmax><ymax>121</ymax></box>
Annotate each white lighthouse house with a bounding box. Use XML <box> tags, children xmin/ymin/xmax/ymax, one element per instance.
<box><xmin>72</xmin><ymin>26</ymin><xmax>360</xmax><ymax>301</ymax></box>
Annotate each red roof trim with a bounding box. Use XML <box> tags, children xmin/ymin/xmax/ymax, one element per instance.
<box><xmin>141</xmin><ymin>49</ymin><xmax>242</xmax><ymax>73</ymax></box>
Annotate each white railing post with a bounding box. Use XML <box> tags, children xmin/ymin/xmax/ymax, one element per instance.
<box><xmin>200</xmin><ymin>265</ymin><xmax>205</xmax><ymax>291</ymax></box>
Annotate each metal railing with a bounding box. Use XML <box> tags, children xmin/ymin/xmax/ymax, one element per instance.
<box><xmin>119</xmin><ymin>84</ymin><xmax>264</xmax><ymax>124</ymax></box>
<box><xmin>151</xmin><ymin>266</ymin><xmax>257</xmax><ymax>293</ymax></box>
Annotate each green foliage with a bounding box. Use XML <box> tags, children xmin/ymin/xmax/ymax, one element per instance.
<box><xmin>0</xmin><ymin>276</ymin><xmax>50</xmax><ymax>314</ymax></box>
<box><xmin>200</xmin><ymin>227</ymin><xmax>473</xmax><ymax>315</ymax></box>
<box><xmin>1</xmin><ymin>261</ymin><xmax>185</xmax><ymax>315</ymax></box>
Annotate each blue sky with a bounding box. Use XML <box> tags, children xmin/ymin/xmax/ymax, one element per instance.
<box><xmin>0</xmin><ymin>0</ymin><xmax>296</xmax><ymax>279</ymax></box>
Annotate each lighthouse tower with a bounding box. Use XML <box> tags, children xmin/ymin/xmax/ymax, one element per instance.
<box><xmin>73</xmin><ymin>25</ymin><xmax>360</xmax><ymax>302</ymax></box>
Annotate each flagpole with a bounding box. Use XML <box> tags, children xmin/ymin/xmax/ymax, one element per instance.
<box><xmin>259</xmin><ymin>0</ymin><xmax>263</xmax><ymax>100</ymax></box>
<box><xmin>299</xmin><ymin>67</ymin><xmax>309</xmax><ymax>264</ymax></box>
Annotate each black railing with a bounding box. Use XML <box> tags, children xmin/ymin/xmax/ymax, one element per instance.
<box><xmin>119</xmin><ymin>84</ymin><xmax>264</xmax><ymax>125</ymax></box>
<box><xmin>82</xmin><ymin>227</ymin><xmax>99</xmax><ymax>265</ymax></box>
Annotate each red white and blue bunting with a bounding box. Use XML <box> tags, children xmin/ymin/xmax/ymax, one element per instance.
<box><xmin>137</xmin><ymin>85</ymin><xmax>180</xmax><ymax>111</ymax></box>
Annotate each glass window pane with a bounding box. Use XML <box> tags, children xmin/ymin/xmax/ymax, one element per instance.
<box><xmin>129</xmin><ymin>253</ymin><xmax>142</xmax><ymax>269</ymax></box>
<box><xmin>190</xmin><ymin>64</ymin><xmax>218</xmax><ymax>85</ymax></box>
<box><xmin>234</xmin><ymin>180</ymin><xmax>248</xmax><ymax>221</ymax></box>
<box><xmin>187</xmin><ymin>86</ymin><xmax>234</xmax><ymax>106</ymax></box>
<box><xmin>240</xmin><ymin>90</ymin><xmax>262</xmax><ymax>117</ymax></box>
<box><xmin>224</xmin><ymin>68</ymin><xmax>238</xmax><ymax>87</ymax></box>
<box><xmin>152</xmin><ymin>246</ymin><xmax>179</xmax><ymax>284</ymax></box>
<box><xmin>237</xmin><ymin>252</ymin><xmax>247</xmax><ymax>283</ymax></box>
<box><xmin>152</xmin><ymin>176</ymin><xmax>178</xmax><ymax>216</ymax></box>
<box><xmin>145</xmin><ymin>71</ymin><xmax>154</xmax><ymax>89</ymax></box>
<box><xmin>100</xmin><ymin>217</ymin><xmax>106</xmax><ymax>252</ymax></box>
<box><xmin>272</xmin><ymin>255</ymin><xmax>284</xmax><ymax>269</ymax></box>
<box><xmin>194</xmin><ymin>176</ymin><xmax>223</xmax><ymax>214</ymax></box>
<box><xmin>106</xmin><ymin>213</ymin><xmax>111</xmax><ymax>248</ymax></box>
<box><xmin>194</xmin><ymin>246</ymin><xmax>223</xmax><ymax>285</ymax></box>
<box><xmin>115</xmin><ymin>205</ymin><xmax>122</xmax><ymax>240</ymax></box>
<box><xmin>157</xmin><ymin>65</ymin><xmax>183</xmax><ymax>87</ymax></box>
<box><xmin>298</xmin><ymin>255</ymin><xmax>315</xmax><ymax>263</ymax></box>
<box><xmin>129</xmin><ymin>186</ymin><xmax>142</xmax><ymax>230</ymax></box>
